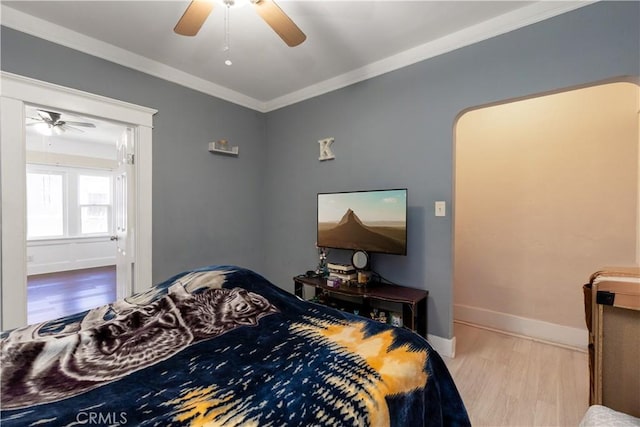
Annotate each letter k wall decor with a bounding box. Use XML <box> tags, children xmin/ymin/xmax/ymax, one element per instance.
<box><xmin>318</xmin><ymin>137</ymin><xmax>335</xmax><ymax>161</ymax></box>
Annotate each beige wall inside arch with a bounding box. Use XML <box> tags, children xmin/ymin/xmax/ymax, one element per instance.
<box><xmin>453</xmin><ymin>81</ymin><xmax>639</xmax><ymax>348</ymax></box>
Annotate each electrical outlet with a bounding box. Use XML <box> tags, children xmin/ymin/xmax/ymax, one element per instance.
<box><xmin>435</xmin><ymin>201</ymin><xmax>446</xmax><ymax>217</ymax></box>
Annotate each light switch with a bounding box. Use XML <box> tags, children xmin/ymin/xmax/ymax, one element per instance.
<box><xmin>435</xmin><ymin>201</ymin><xmax>446</xmax><ymax>217</ymax></box>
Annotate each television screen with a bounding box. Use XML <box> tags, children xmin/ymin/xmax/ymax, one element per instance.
<box><xmin>317</xmin><ymin>189</ymin><xmax>407</xmax><ymax>255</ymax></box>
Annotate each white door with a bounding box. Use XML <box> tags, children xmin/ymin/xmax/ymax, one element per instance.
<box><xmin>114</xmin><ymin>128</ymin><xmax>135</xmax><ymax>299</ymax></box>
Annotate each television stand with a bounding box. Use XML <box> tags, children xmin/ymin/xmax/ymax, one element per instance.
<box><xmin>293</xmin><ymin>274</ymin><xmax>428</xmax><ymax>339</ymax></box>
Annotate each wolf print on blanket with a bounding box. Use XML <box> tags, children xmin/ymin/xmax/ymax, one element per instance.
<box><xmin>1</xmin><ymin>275</ymin><xmax>277</xmax><ymax>410</ymax></box>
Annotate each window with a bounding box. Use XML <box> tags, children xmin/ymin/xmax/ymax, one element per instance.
<box><xmin>26</xmin><ymin>166</ymin><xmax>113</xmax><ymax>240</ymax></box>
<box><xmin>79</xmin><ymin>175</ymin><xmax>111</xmax><ymax>234</ymax></box>
<box><xmin>26</xmin><ymin>172</ymin><xmax>65</xmax><ymax>238</ymax></box>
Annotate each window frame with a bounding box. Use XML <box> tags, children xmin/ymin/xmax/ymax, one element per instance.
<box><xmin>25</xmin><ymin>168</ymin><xmax>67</xmax><ymax>239</ymax></box>
<box><xmin>26</xmin><ymin>164</ymin><xmax>114</xmax><ymax>241</ymax></box>
<box><xmin>77</xmin><ymin>173</ymin><xmax>113</xmax><ymax>236</ymax></box>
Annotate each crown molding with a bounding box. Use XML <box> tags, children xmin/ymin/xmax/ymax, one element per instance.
<box><xmin>0</xmin><ymin>5</ymin><xmax>267</xmax><ymax>112</ymax></box>
<box><xmin>2</xmin><ymin>1</ymin><xmax>594</xmax><ymax>114</ymax></box>
<box><xmin>264</xmin><ymin>1</ymin><xmax>595</xmax><ymax>112</ymax></box>
<box><xmin>1</xmin><ymin>71</ymin><xmax>157</xmax><ymax>126</ymax></box>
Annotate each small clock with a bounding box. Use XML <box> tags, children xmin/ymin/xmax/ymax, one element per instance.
<box><xmin>351</xmin><ymin>250</ymin><xmax>369</xmax><ymax>270</ymax></box>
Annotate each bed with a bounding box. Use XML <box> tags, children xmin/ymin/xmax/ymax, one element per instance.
<box><xmin>1</xmin><ymin>265</ymin><xmax>470</xmax><ymax>426</ymax></box>
<box><xmin>579</xmin><ymin>405</ymin><xmax>640</xmax><ymax>427</ymax></box>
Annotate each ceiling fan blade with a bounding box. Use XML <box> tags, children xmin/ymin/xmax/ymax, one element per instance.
<box><xmin>65</xmin><ymin>121</ymin><xmax>96</xmax><ymax>128</ymax></box>
<box><xmin>37</xmin><ymin>110</ymin><xmax>55</xmax><ymax>123</ymax></box>
<box><xmin>174</xmin><ymin>0</ymin><xmax>214</xmax><ymax>36</ymax></box>
<box><xmin>252</xmin><ymin>0</ymin><xmax>306</xmax><ymax>47</ymax></box>
<box><xmin>37</xmin><ymin>110</ymin><xmax>67</xmax><ymax>127</ymax></box>
<box><xmin>60</xmin><ymin>124</ymin><xmax>84</xmax><ymax>134</ymax></box>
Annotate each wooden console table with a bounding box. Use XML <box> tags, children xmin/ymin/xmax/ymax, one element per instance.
<box><xmin>293</xmin><ymin>274</ymin><xmax>428</xmax><ymax>339</ymax></box>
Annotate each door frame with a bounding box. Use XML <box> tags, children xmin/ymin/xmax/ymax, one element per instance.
<box><xmin>0</xmin><ymin>71</ymin><xmax>156</xmax><ymax>330</ymax></box>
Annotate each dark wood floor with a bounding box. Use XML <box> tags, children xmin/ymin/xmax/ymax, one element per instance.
<box><xmin>27</xmin><ymin>265</ymin><xmax>117</xmax><ymax>324</ymax></box>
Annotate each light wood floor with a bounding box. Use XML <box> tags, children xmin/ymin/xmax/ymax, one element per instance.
<box><xmin>443</xmin><ymin>322</ymin><xmax>589</xmax><ymax>427</ymax></box>
<box><xmin>27</xmin><ymin>266</ymin><xmax>117</xmax><ymax>324</ymax></box>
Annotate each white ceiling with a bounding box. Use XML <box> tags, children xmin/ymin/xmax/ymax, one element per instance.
<box><xmin>2</xmin><ymin>1</ymin><xmax>590</xmax><ymax>112</ymax></box>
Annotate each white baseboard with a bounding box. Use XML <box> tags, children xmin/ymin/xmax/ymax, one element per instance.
<box><xmin>427</xmin><ymin>333</ymin><xmax>456</xmax><ymax>358</ymax></box>
<box><xmin>28</xmin><ymin>258</ymin><xmax>115</xmax><ymax>276</ymax></box>
<box><xmin>454</xmin><ymin>304</ymin><xmax>588</xmax><ymax>350</ymax></box>
<box><xmin>27</xmin><ymin>238</ymin><xmax>116</xmax><ymax>275</ymax></box>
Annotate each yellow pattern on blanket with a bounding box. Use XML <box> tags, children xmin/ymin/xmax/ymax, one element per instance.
<box><xmin>306</xmin><ymin>320</ymin><xmax>429</xmax><ymax>426</ymax></box>
<box><xmin>167</xmin><ymin>319</ymin><xmax>428</xmax><ymax>426</ymax></box>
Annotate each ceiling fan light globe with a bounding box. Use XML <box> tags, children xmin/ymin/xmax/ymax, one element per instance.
<box><xmin>34</xmin><ymin>122</ymin><xmax>53</xmax><ymax>136</ymax></box>
<box><xmin>222</xmin><ymin>0</ymin><xmax>250</xmax><ymax>8</ymax></box>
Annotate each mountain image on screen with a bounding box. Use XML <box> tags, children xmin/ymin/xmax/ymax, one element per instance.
<box><xmin>318</xmin><ymin>209</ymin><xmax>405</xmax><ymax>254</ymax></box>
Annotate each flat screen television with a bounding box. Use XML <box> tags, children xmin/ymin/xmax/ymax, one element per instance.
<box><xmin>317</xmin><ymin>189</ymin><xmax>407</xmax><ymax>255</ymax></box>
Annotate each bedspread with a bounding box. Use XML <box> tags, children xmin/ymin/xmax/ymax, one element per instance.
<box><xmin>1</xmin><ymin>265</ymin><xmax>470</xmax><ymax>426</ymax></box>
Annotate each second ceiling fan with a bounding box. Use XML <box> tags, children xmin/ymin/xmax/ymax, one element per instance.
<box><xmin>28</xmin><ymin>110</ymin><xmax>96</xmax><ymax>135</ymax></box>
<box><xmin>174</xmin><ymin>0</ymin><xmax>306</xmax><ymax>47</ymax></box>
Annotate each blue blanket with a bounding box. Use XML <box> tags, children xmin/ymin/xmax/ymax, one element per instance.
<box><xmin>1</xmin><ymin>265</ymin><xmax>470</xmax><ymax>426</ymax></box>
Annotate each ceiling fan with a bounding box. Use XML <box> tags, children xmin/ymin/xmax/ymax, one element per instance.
<box><xmin>27</xmin><ymin>110</ymin><xmax>96</xmax><ymax>135</ymax></box>
<box><xmin>174</xmin><ymin>0</ymin><xmax>306</xmax><ymax>47</ymax></box>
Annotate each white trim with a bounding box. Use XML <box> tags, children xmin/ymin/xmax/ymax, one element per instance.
<box><xmin>26</xmin><ymin>151</ymin><xmax>116</xmax><ymax>170</ymax></box>
<box><xmin>637</xmin><ymin>104</ymin><xmax>640</xmax><ymax>265</ymax></box>
<box><xmin>427</xmin><ymin>333</ymin><xmax>456</xmax><ymax>359</ymax></box>
<box><xmin>454</xmin><ymin>303</ymin><xmax>588</xmax><ymax>351</ymax></box>
<box><xmin>0</xmin><ymin>72</ymin><xmax>156</xmax><ymax>126</ymax></box>
<box><xmin>1</xmin><ymin>2</ymin><xmax>593</xmax><ymax>113</ymax></box>
<box><xmin>0</xmin><ymin>96</ymin><xmax>28</xmax><ymax>331</ymax></box>
<box><xmin>0</xmin><ymin>72</ymin><xmax>156</xmax><ymax>330</ymax></box>
<box><xmin>27</xmin><ymin>236</ymin><xmax>116</xmax><ymax>276</ymax></box>
<box><xmin>133</xmin><ymin>125</ymin><xmax>153</xmax><ymax>295</ymax></box>
<box><xmin>267</xmin><ymin>1</ymin><xmax>594</xmax><ymax>111</ymax></box>
<box><xmin>28</xmin><ymin>258</ymin><xmax>116</xmax><ymax>276</ymax></box>
<box><xmin>0</xmin><ymin>6</ymin><xmax>265</xmax><ymax>113</ymax></box>
<box><xmin>28</xmin><ymin>236</ymin><xmax>112</xmax><ymax>246</ymax></box>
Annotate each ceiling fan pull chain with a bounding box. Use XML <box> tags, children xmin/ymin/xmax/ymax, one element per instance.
<box><xmin>224</xmin><ymin>3</ymin><xmax>232</xmax><ymax>66</ymax></box>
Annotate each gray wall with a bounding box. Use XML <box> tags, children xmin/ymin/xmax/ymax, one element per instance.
<box><xmin>262</xmin><ymin>1</ymin><xmax>640</xmax><ymax>339</ymax></box>
<box><xmin>1</xmin><ymin>1</ymin><xmax>638</xmax><ymax>339</ymax></box>
<box><xmin>1</xmin><ymin>27</ymin><xmax>268</xmax><ymax>283</ymax></box>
